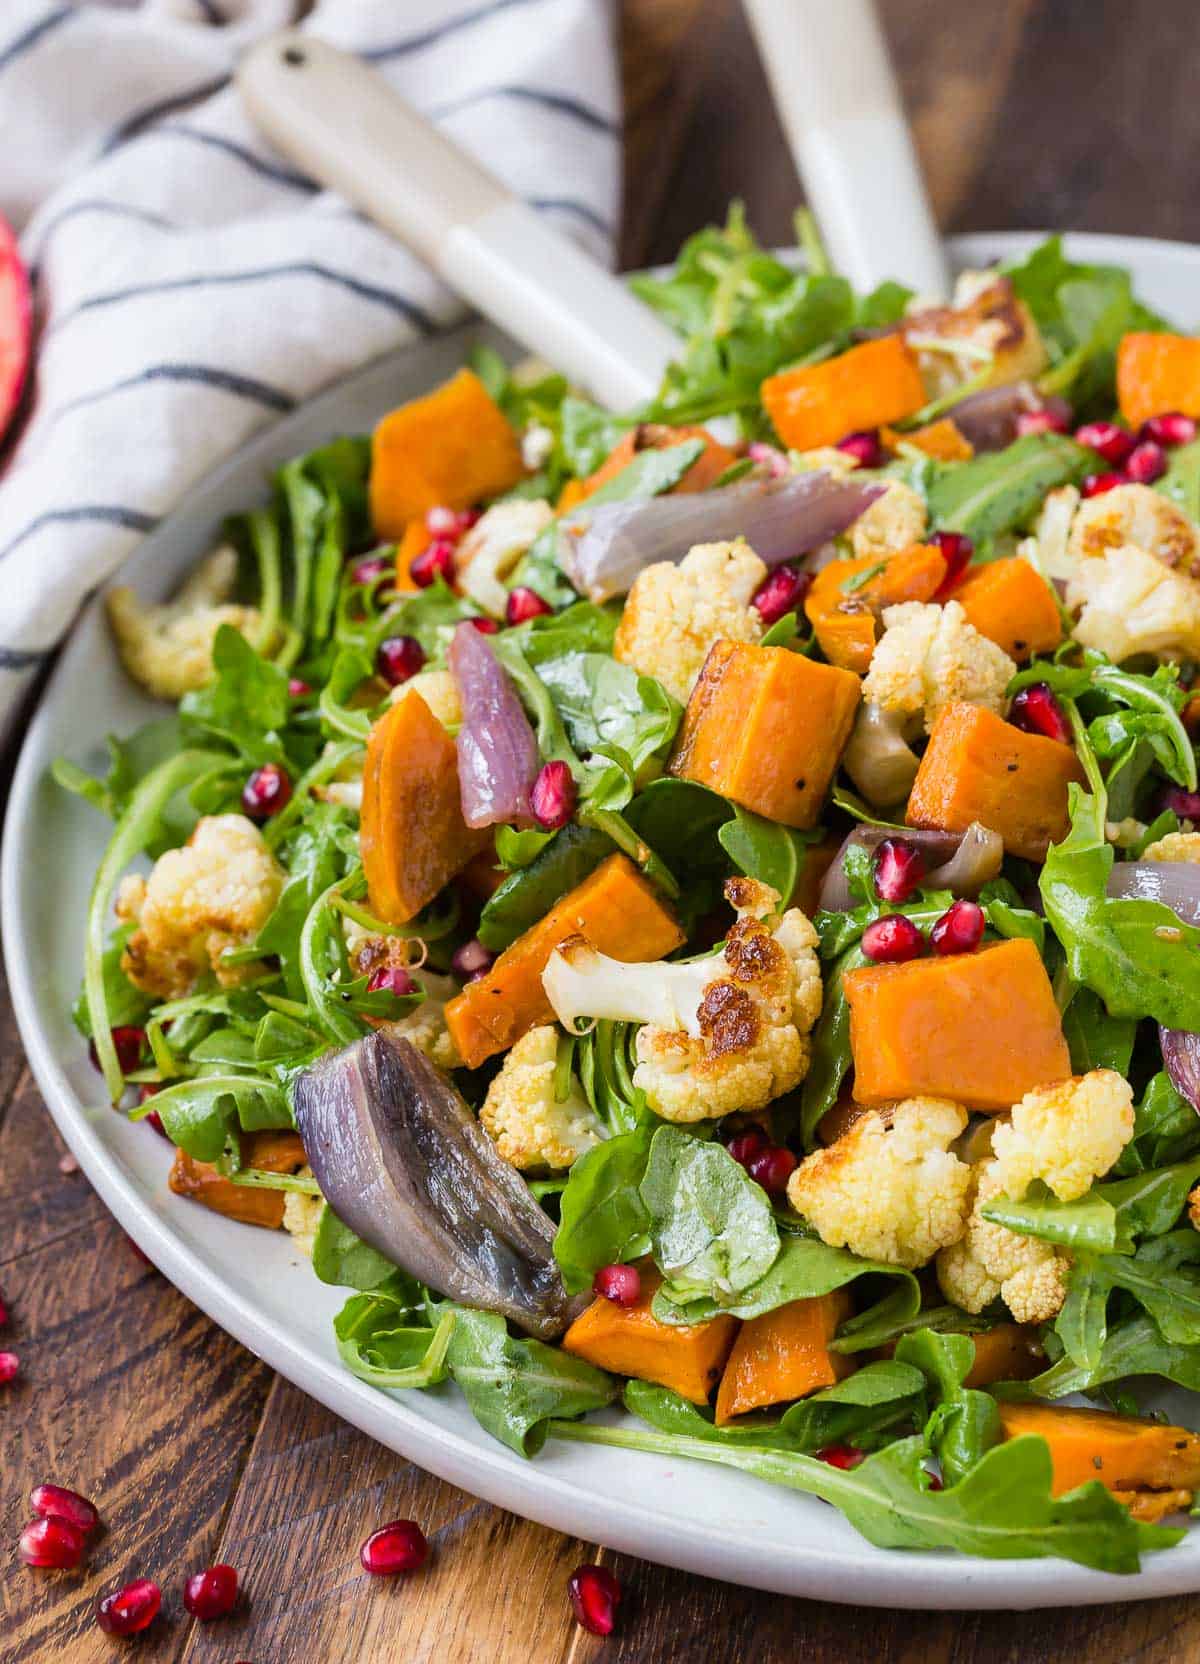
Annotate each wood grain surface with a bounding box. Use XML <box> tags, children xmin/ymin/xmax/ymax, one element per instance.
<box><xmin>7</xmin><ymin>1</ymin><xmax>1200</xmax><ymax>1657</ymax></box>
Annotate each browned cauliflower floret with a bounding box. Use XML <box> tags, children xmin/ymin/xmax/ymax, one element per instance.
<box><xmin>1066</xmin><ymin>543</ymin><xmax>1200</xmax><ymax>663</ymax></box>
<box><xmin>612</xmin><ymin>540</ymin><xmax>766</xmax><ymax>703</ymax></box>
<box><xmin>479</xmin><ymin>1026</ymin><xmax>605</xmax><ymax>1171</ymax></box>
<box><xmin>848</xmin><ymin>480</ymin><xmax>927</xmax><ymax>561</ymax></box>
<box><xmin>902</xmin><ymin>273</ymin><xmax>1047</xmax><ymax>400</ymax></box>
<box><xmin>862</xmin><ymin>599</ymin><xmax>1016</xmax><ymax>735</ymax></box>
<box><xmin>937</xmin><ymin>1159</ymin><xmax>1069</xmax><ymax>1324</ymax></box>
<box><xmin>786</xmin><ymin>1098</ymin><xmax>973</xmax><ymax>1268</ymax></box>
<box><xmin>1066</xmin><ymin>483</ymin><xmax>1200</xmax><ymax>577</ymax></box>
<box><xmin>117</xmin><ymin>814</ymin><xmax>284</xmax><ymax>999</ymax></box>
<box><xmin>989</xmin><ymin>1069</ymin><xmax>1134</xmax><ymax>1202</ymax></box>
<box><xmin>107</xmin><ymin>547</ymin><xmax>270</xmax><ymax>701</ymax></box>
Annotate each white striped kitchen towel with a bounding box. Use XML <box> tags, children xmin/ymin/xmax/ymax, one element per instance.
<box><xmin>0</xmin><ymin>0</ymin><xmax>620</xmax><ymax>732</ymax></box>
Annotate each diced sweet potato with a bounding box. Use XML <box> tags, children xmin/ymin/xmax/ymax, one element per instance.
<box><xmin>581</xmin><ymin>422</ymin><xmax>737</xmax><ymax>500</ymax></box>
<box><xmin>792</xmin><ymin>832</ymin><xmax>843</xmax><ymax>916</ymax></box>
<box><xmin>370</xmin><ymin>368</ymin><xmax>525</xmax><ymax>538</ymax></box>
<box><xmin>881</xmin><ymin>417</ymin><xmax>974</xmax><ymax>462</ymax></box>
<box><xmin>563</xmin><ymin>1267</ymin><xmax>738</xmax><ymax>1404</ymax></box>
<box><xmin>360</xmin><ymin>691</ymin><xmax>490</xmax><ymax>926</ymax></box>
<box><xmin>168</xmin><ymin>1129</ymin><xmax>306</xmax><ymax>1229</ymax></box>
<box><xmin>998</xmin><ymin>1402</ymin><xmax>1200</xmax><ymax>1499</ymax></box>
<box><xmin>444</xmin><ymin>854</ymin><xmax>684</xmax><ymax>1068</ymax></box>
<box><xmin>843</xmin><ymin>937</ymin><xmax>1071</xmax><ymax>1111</ymax></box>
<box><xmin>762</xmin><ymin>336</ymin><xmax>927</xmax><ymax>452</ymax></box>
<box><xmin>714</xmin><ymin>1289</ymin><xmax>855</xmax><ymax>1423</ymax></box>
<box><xmin>669</xmin><ymin>641</ymin><xmax>861</xmax><ymax>828</ymax></box>
<box><xmin>394</xmin><ymin>518</ymin><xmax>432</xmax><ymax>591</ymax></box>
<box><xmin>954</xmin><ymin>558</ymin><xmax>1063</xmax><ymax>662</ymax></box>
<box><xmin>962</xmin><ymin>1325</ymin><xmax>1045</xmax><ymax>1388</ymax></box>
<box><xmin>906</xmin><ymin>702</ymin><xmax>1085</xmax><ymax>861</ymax></box>
<box><xmin>804</xmin><ymin>543</ymin><xmax>949</xmax><ymax>674</ymax></box>
<box><xmin>1117</xmin><ymin>332</ymin><xmax>1200</xmax><ymax>429</ymax></box>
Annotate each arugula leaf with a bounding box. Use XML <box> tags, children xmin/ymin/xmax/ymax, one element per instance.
<box><xmin>148</xmin><ymin>1073</ymin><xmax>292</xmax><ymax>1161</ymax></box>
<box><xmin>250</xmin><ymin>802</ymin><xmax>357</xmax><ymax>998</ymax></box>
<box><xmin>896</xmin><ymin>1330</ymin><xmax>1001</xmax><ymax>1487</ymax></box>
<box><xmin>72</xmin><ymin>927</ymin><xmax>154</xmax><ymax>1039</ymax></box>
<box><xmin>478</xmin><ymin>823</ymin><xmax>614</xmax><ymax>953</ymax></box>
<box><xmin>1158</xmin><ymin>435</ymin><xmax>1200</xmax><ymax>524</ymax></box>
<box><xmin>553</xmin><ymin>1124</ymin><xmax>654</xmax><ymax>1292</ymax></box>
<box><xmin>534</xmin><ymin>652</ymin><xmax>681</xmax><ymax>773</ymax></box>
<box><xmin>558</xmin><ymin>396</ymin><xmax>630</xmax><ymax>478</ymax></box>
<box><xmin>1029</xmin><ymin>1311</ymin><xmax>1200</xmax><ymax>1398</ymax></box>
<box><xmin>1114</xmin><ymin>1071</ymin><xmax>1200</xmax><ymax>1175</ymax></box>
<box><xmin>365</xmin><ymin>577</ymin><xmax>481</xmax><ymax>660</ymax></box>
<box><xmin>718</xmin><ymin>804</ymin><xmax>816</xmax><ymax>903</ymax></box>
<box><xmin>335</xmin><ymin>1295</ymin><xmax>455</xmax><ymax>1391</ymax></box>
<box><xmin>582</xmin><ymin>440</ymin><xmax>705</xmax><ymax>506</ymax></box>
<box><xmin>514</xmin><ymin>600</ymin><xmax>619</xmax><ymax>664</ymax></box>
<box><xmin>980</xmin><ymin>1182</ymin><xmax>1126</xmax><ymax>1255</ymax></box>
<box><xmin>180</xmin><ymin>625</ymin><xmax>291</xmax><ymax>765</ymax></box>
<box><xmin>920</xmin><ymin>433</ymin><xmax>1090</xmax><ymax>541</ymax></box>
<box><xmin>640</xmin><ymin>1127</ymin><xmax>780</xmax><ymax>1305</ymax></box>
<box><xmin>1062</xmin><ymin>987</ymin><xmax>1137</xmax><ymax>1076</ymax></box>
<box><xmin>312</xmin><ymin>1207</ymin><xmax>403</xmax><ymax>1291</ymax></box>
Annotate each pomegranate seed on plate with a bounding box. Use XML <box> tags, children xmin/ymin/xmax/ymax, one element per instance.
<box><xmin>931</xmin><ymin>530</ymin><xmax>973</xmax><ymax>598</ymax></box>
<box><xmin>747</xmin><ymin>1145</ymin><xmax>797</xmax><ymax>1194</ymax></box>
<box><xmin>241</xmin><ymin>762</ymin><xmax>292</xmax><ymax>820</ymax></box>
<box><xmin>873</xmin><ymin>837</ymin><xmax>926</xmax><ymax>904</ymax></box>
<box><xmin>727</xmin><ymin>1127</ymin><xmax>768</xmax><ymax>1169</ymax></box>
<box><xmin>409</xmin><ymin>538</ymin><xmax>456</xmax><ymax>589</ymax></box>
<box><xmin>1008</xmin><ymin>683</ymin><xmax>1071</xmax><ymax>745</ymax></box>
<box><xmin>366</xmin><ymin>965</ymin><xmax>416</xmax><ymax>998</ymax></box>
<box><xmin>817</xmin><ymin>1444</ymin><xmax>865</xmax><ymax>1470</ymax></box>
<box><xmin>593</xmin><ymin>1264</ymin><xmax>642</xmax><ymax>1306</ymax></box>
<box><xmin>360</xmin><ymin>1519</ymin><xmax>429</xmax><ymax>1576</ymax></box>
<box><xmin>930</xmin><ymin>898</ymin><xmax>985</xmax><ymax>956</ymax></box>
<box><xmin>376</xmin><ymin>633</ymin><xmax>426</xmax><ymax>687</ymax></box>
<box><xmin>183</xmin><ymin>1564</ymin><xmax>239</xmax><ymax>1621</ymax></box>
<box><xmin>1140</xmin><ymin>412</ymin><xmax>1196</xmax><ymax>447</ymax></box>
<box><xmin>1015</xmin><ymin>406</ymin><xmax>1070</xmax><ymax>437</ymax></box>
<box><xmin>505</xmin><ymin>586</ymin><xmax>553</xmax><ymax>626</ymax></box>
<box><xmin>751</xmin><ymin>563</ymin><xmax>811</xmax><ymax>626</ymax></box>
<box><xmin>351</xmin><ymin>554</ymin><xmax>392</xmax><ymax>588</ymax></box>
<box><xmin>451</xmin><ymin>939</ymin><xmax>494</xmax><ymax>979</ymax></box>
<box><xmin>0</xmin><ymin>1351</ymin><xmax>18</xmax><ymax>1383</ymax></box>
<box><xmin>1081</xmin><ymin>471</ymin><xmax>1125</xmax><ymax>499</ymax></box>
<box><xmin>567</xmin><ymin>1563</ymin><xmax>621</xmax><ymax>1636</ymax></box>
<box><xmin>531</xmin><ymin>760</ymin><xmax>577</xmax><ymax>831</ymax></box>
<box><xmin>287</xmin><ymin>677</ymin><xmax>311</xmax><ymax>698</ymax></box>
<box><xmin>747</xmin><ymin>440</ymin><xmax>789</xmax><ymax>477</ymax></box>
<box><xmin>836</xmin><ymin>430</ymin><xmax>884</xmax><ymax>468</ymax></box>
<box><xmin>861</xmin><ymin>914</ymin><xmax>924</xmax><ymax>964</ymax></box>
<box><xmin>1160</xmin><ymin>786</ymin><xmax>1200</xmax><ymax>821</ymax></box>
<box><xmin>1074</xmin><ymin>421</ymin><xmax>1134</xmax><ymax>466</ymax></box>
<box><xmin>96</xmin><ymin>1579</ymin><xmax>161</xmax><ymax>1636</ymax></box>
<box><xmin>469</xmin><ymin>616</ymin><xmax>499</xmax><ymax>634</ymax></box>
<box><xmin>1125</xmin><ymin>439</ymin><xmax>1168</xmax><ymax>484</ymax></box>
<box><xmin>30</xmin><ymin>1484</ymin><xmax>100</xmax><ymax>1536</ymax></box>
<box><xmin>19</xmin><ymin>1516</ymin><xmax>86</xmax><ymax>1569</ymax></box>
<box><xmin>89</xmin><ymin>1025</ymin><xmax>146</xmax><ymax>1076</ymax></box>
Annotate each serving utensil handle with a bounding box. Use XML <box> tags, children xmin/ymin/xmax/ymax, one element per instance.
<box><xmin>236</xmin><ymin>30</ymin><xmax>679</xmax><ymax>411</ymax></box>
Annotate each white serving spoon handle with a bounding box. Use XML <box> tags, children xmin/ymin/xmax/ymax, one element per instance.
<box><xmin>236</xmin><ymin>30</ymin><xmax>680</xmax><ymax>411</ymax></box>
<box><xmin>743</xmin><ymin>0</ymin><xmax>949</xmax><ymax>300</ymax></box>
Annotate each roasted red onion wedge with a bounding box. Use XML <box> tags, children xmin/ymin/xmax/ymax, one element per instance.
<box><xmin>818</xmin><ymin>822</ymin><xmax>1003</xmax><ymax>912</ymax></box>
<box><xmin>293</xmin><ymin>1032</ymin><xmax>576</xmax><ymax>1339</ymax></box>
<box><xmin>1160</xmin><ymin>1026</ymin><xmax>1200</xmax><ymax>1114</ymax></box>
<box><xmin>449</xmin><ymin>621</ymin><xmax>540</xmax><ymax>829</ymax></box>
<box><xmin>559</xmin><ymin>472</ymin><xmax>884</xmax><ymax>602</ymax></box>
<box><xmin>941</xmin><ymin>381</ymin><xmax>1041</xmax><ymax>452</ymax></box>
<box><xmin>1107</xmin><ymin>862</ymin><xmax>1200</xmax><ymax>924</ymax></box>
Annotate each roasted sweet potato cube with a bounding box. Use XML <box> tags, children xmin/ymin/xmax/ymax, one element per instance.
<box><xmin>761</xmin><ymin>336</ymin><xmax>926</xmax><ymax>452</ymax></box>
<box><xmin>714</xmin><ymin>1289</ymin><xmax>855</xmax><ymax>1424</ymax></box>
<box><xmin>580</xmin><ymin>423</ymin><xmax>737</xmax><ymax>499</ymax></box>
<box><xmin>906</xmin><ymin>702</ymin><xmax>1085</xmax><ymax>861</ymax></box>
<box><xmin>843</xmin><ymin>938</ymin><xmax>1071</xmax><ymax>1111</ymax></box>
<box><xmin>1117</xmin><ymin>332</ymin><xmax>1200</xmax><ymax>429</ymax></box>
<box><xmin>168</xmin><ymin>1129</ymin><xmax>306</xmax><ymax>1229</ymax></box>
<box><xmin>804</xmin><ymin>544</ymin><xmax>949</xmax><ymax>674</ymax></box>
<box><xmin>563</xmin><ymin>1268</ymin><xmax>738</xmax><ymax>1404</ymax></box>
<box><xmin>998</xmin><ymin>1402</ymin><xmax>1200</xmax><ymax>1499</ymax></box>
<box><xmin>963</xmin><ymin>1325</ymin><xmax>1045</xmax><ymax>1389</ymax></box>
<box><xmin>955</xmin><ymin>558</ymin><xmax>1063</xmax><ymax>662</ymax></box>
<box><xmin>669</xmin><ymin>641</ymin><xmax>860</xmax><ymax>828</ymax></box>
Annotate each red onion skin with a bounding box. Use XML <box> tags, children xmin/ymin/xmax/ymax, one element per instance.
<box><xmin>1106</xmin><ymin>862</ymin><xmax>1200</xmax><ymax>926</ymax></box>
<box><xmin>1160</xmin><ymin>1026</ymin><xmax>1200</xmax><ymax>1111</ymax></box>
<box><xmin>817</xmin><ymin>823</ymin><xmax>1001</xmax><ymax>912</ymax></box>
<box><xmin>941</xmin><ymin>381</ymin><xmax>1041</xmax><ymax>453</ymax></box>
<box><xmin>448</xmin><ymin>623</ymin><xmax>540</xmax><ymax>829</ymax></box>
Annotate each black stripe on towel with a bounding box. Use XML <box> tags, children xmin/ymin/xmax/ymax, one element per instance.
<box><xmin>364</xmin><ymin>0</ymin><xmax>539</xmax><ymax>62</ymax></box>
<box><xmin>154</xmin><ymin>125</ymin><xmax>319</xmax><ymax>192</ymax></box>
<box><xmin>0</xmin><ymin>7</ymin><xmax>73</xmax><ymax>76</ymax></box>
<box><xmin>433</xmin><ymin>85</ymin><xmax>620</xmax><ymax>136</ymax></box>
<box><xmin>0</xmin><ymin>506</ymin><xmax>160</xmax><ymax>564</ymax></box>
<box><xmin>52</xmin><ymin>363</ymin><xmax>296</xmax><ymax>423</ymax></box>
<box><xmin>100</xmin><ymin>77</ymin><xmax>232</xmax><ymax>157</ymax></box>
<box><xmin>0</xmin><ymin>643</ymin><xmax>52</xmax><ymax>671</ymax></box>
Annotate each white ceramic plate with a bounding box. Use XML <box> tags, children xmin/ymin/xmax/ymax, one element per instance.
<box><xmin>10</xmin><ymin>233</ymin><xmax>1200</xmax><ymax>1611</ymax></box>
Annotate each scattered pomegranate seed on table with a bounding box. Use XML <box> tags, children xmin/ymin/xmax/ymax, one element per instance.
<box><xmin>836</xmin><ymin>429</ymin><xmax>884</xmax><ymax>468</ymax></box>
<box><xmin>1140</xmin><ymin>412</ymin><xmax>1196</xmax><ymax>447</ymax></box>
<box><xmin>751</xmin><ymin>563</ymin><xmax>810</xmax><ymax>626</ymax></box>
<box><xmin>530</xmin><ymin>760</ymin><xmax>577</xmax><ymax>831</ymax></box>
<box><xmin>1125</xmin><ymin>439</ymin><xmax>1168</xmax><ymax>484</ymax></box>
<box><xmin>593</xmin><ymin>1264</ymin><xmax>641</xmax><ymax>1306</ymax></box>
<box><xmin>873</xmin><ymin>837</ymin><xmax>926</xmax><ymax>904</ymax></box>
<box><xmin>861</xmin><ymin>914</ymin><xmax>924</xmax><ymax>964</ymax></box>
<box><xmin>1074</xmin><ymin>421</ymin><xmax>1135</xmax><ymax>466</ymax></box>
<box><xmin>930</xmin><ymin>898</ymin><xmax>985</xmax><ymax>956</ymax></box>
<box><xmin>359</xmin><ymin>1519</ymin><xmax>429</xmax><ymax>1576</ymax></box>
<box><xmin>183</xmin><ymin>1563</ymin><xmax>239</xmax><ymax>1621</ymax></box>
<box><xmin>931</xmin><ymin>531</ymin><xmax>973</xmax><ymax>598</ymax></box>
<box><xmin>30</xmin><ymin>1484</ymin><xmax>100</xmax><ymax>1536</ymax></box>
<box><xmin>1080</xmin><ymin>470</ymin><xmax>1125</xmax><ymax>499</ymax></box>
<box><xmin>567</xmin><ymin>1563</ymin><xmax>621</xmax><ymax>1636</ymax></box>
<box><xmin>1008</xmin><ymin>683</ymin><xmax>1072</xmax><ymax>744</ymax></box>
<box><xmin>747</xmin><ymin>1144</ymin><xmax>797</xmax><ymax>1194</ymax></box>
<box><xmin>375</xmin><ymin>633</ymin><xmax>426</xmax><ymax>687</ymax></box>
<box><xmin>241</xmin><ymin>763</ymin><xmax>292</xmax><ymax>820</ymax></box>
<box><xmin>0</xmin><ymin>1350</ymin><xmax>18</xmax><ymax>1383</ymax></box>
<box><xmin>18</xmin><ymin>1516</ymin><xmax>86</xmax><ymax>1568</ymax></box>
<box><xmin>95</xmin><ymin>1578</ymin><xmax>162</xmax><ymax>1637</ymax></box>
<box><xmin>817</xmin><ymin>1444</ymin><xmax>865</xmax><ymax>1470</ymax></box>
<box><xmin>506</xmin><ymin>585</ymin><xmax>553</xmax><ymax>625</ymax></box>
<box><xmin>409</xmin><ymin>538</ymin><xmax>456</xmax><ymax>589</ymax></box>
<box><xmin>450</xmin><ymin>938</ymin><xmax>494</xmax><ymax>979</ymax></box>
<box><xmin>366</xmin><ymin>965</ymin><xmax>416</xmax><ymax>998</ymax></box>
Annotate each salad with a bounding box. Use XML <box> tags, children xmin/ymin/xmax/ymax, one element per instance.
<box><xmin>56</xmin><ymin>209</ymin><xmax>1200</xmax><ymax>1576</ymax></box>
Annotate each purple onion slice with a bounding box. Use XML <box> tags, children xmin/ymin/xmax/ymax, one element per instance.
<box><xmin>449</xmin><ymin>621</ymin><xmax>540</xmax><ymax>829</ymax></box>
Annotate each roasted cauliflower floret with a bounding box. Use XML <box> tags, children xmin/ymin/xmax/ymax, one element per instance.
<box><xmin>937</xmin><ymin>1160</ymin><xmax>1069</xmax><ymax>1324</ymax></box>
<box><xmin>795</xmin><ymin>446</ymin><xmax>862</xmax><ymax>480</ymax></box>
<box><xmin>902</xmin><ymin>273</ymin><xmax>1047</xmax><ymax>400</ymax></box>
<box><xmin>1029</xmin><ymin>484</ymin><xmax>1080</xmax><ymax>582</ymax></box>
<box><xmin>1066</xmin><ymin>543</ymin><xmax>1200</xmax><ymax>662</ymax></box>
<box><xmin>117</xmin><ymin>814</ymin><xmax>284</xmax><ymax>999</ymax></box>
<box><xmin>1066</xmin><ymin>482</ymin><xmax>1200</xmax><ymax>578</ymax></box>
<box><xmin>283</xmin><ymin>1171</ymin><xmax>324</xmax><ymax>1259</ymax></box>
<box><xmin>479</xmin><ymin>1025</ymin><xmax>605</xmax><ymax>1171</ymax></box>
<box><xmin>1143</xmin><ymin>830</ymin><xmax>1200</xmax><ymax>861</ymax></box>
<box><xmin>390</xmin><ymin>668</ymin><xmax>462</xmax><ymax>729</ymax></box>
<box><xmin>990</xmin><ymin>1069</ymin><xmax>1134</xmax><ymax>1202</ymax></box>
<box><xmin>107</xmin><ymin>546</ymin><xmax>269</xmax><ymax>701</ymax></box>
<box><xmin>862</xmin><ymin>600</ymin><xmax>1016</xmax><ymax>735</ymax></box>
<box><xmin>454</xmin><ymin>499</ymin><xmax>554</xmax><ymax>617</ymax></box>
<box><xmin>786</xmin><ymin>1098</ymin><xmax>973</xmax><ymax>1269</ymax></box>
<box><xmin>848</xmin><ymin>480</ymin><xmax>928</xmax><ymax>561</ymax></box>
<box><xmin>612</xmin><ymin>539</ymin><xmax>765</xmax><ymax>703</ymax></box>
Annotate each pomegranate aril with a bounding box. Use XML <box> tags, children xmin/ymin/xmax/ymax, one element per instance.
<box><xmin>469</xmin><ymin>616</ymin><xmax>499</xmax><ymax>634</ymax></box>
<box><xmin>931</xmin><ymin>530</ymin><xmax>974</xmax><ymax>598</ymax></box>
<box><xmin>930</xmin><ymin>898</ymin><xmax>985</xmax><ymax>956</ymax></box>
<box><xmin>241</xmin><ymin>762</ymin><xmax>291</xmax><ymax>820</ymax></box>
<box><xmin>1081</xmin><ymin>470</ymin><xmax>1126</xmax><ymax>498</ymax></box>
<box><xmin>19</xmin><ymin>1515</ymin><xmax>86</xmax><ymax>1569</ymax></box>
<box><xmin>568</xmin><ymin>1563</ymin><xmax>621</xmax><ymax>1637</ymax></box>
<box><xmin>183</xmin><ymin>1564</ymin><xmax>239</xmax><ymax>1621</ymax></box>
<box><xmin>926</xmin><ymin>1470</ymin><xmax>944</xmax><ymax>1492</ymax></box>
<box><xmin>451</xmin><ymin>938</ymin><xmax>494</xmax><ymax>979</ymax></box>
<box><xmin>351</xmin><ymin>554</ymin><xmax>392</xmax><ymax>588</ymax></box>
<box><xmin>1015</xmin><ymin>406</ymin><xmax>1070</xmax><ymax>437</ymax></box>
<box><xmin>409</xmin><ymin>538</ymin><xmax>456</xmax><ymax>589</ymax></box>
<box><xmin>747</xmin><ymin>1145</ymin><xmax>797</xmax><ymax>1194</ymax></box>
<box><xmin>593</xmin><ymin>1263</ymin><xmax>642</xmax><ymax>1306</ymax></box>
<box><xmin>531</xmin><ymin>760</ymin><xmax>577</xmax><ymax>831</ymax></box>
<box><xmin>287</xmin><ymin>677</ymin><xmax>312</xmax><ymax>698</ymax></box>
<box><xmin>874</xmin><ymin>837</ymin><xmax>926</xmax><ymax>904</ymax></box>
<box><xmin>96</xmin><ymin>1579</ymin><xmax>161</xmax><ymax>1636</ymax></box>
<box><xmin>747</xmin><ymin>440</ymin><xmax>789</xmax><ymax>478</ymax></box>
<box><xmin>836</xmin><ymin>430</ymin><xmax>884</xmax><ymax>468</ymax></box>
<box><xmin>30</xmin><ymin>1484</ymin><xmax>100</xmax><ymax>1536</ymax></box>
<box><xmin>817</xmin><ymin>1443</ymin><xmax>866</xmax><ymax>1470</ymax></box>
<box><xmin>751</xmin><ymin>563</ymin><xmax>811</xmax><ymax>626</ymax></box>
<box><xmin>1075</xmin><ymin>421</ymin><xmax>1135</xmax><ymax>466</ymax></box>
<box><xmin>0</xmin><ymin>1351</ymin><xmax>18</xmax><ymax>1383</ymax></box>
<box><xmin>727</xmin><ymin>1127</ymin><xmax>769</xmax><ymax>1169</ymax></box>
<box><xmin>505</xmin><ymin>585</ymin><xmax>553</xmax><ymax>626</ymax></box>
<box><xmin>360</xmin><ymin>1519</ymin><xmax>429</xmax><ymax>1576</ymax></box>
<box><xmin>375</xmin><ymin>633</ymin><xmax>426</xmax><ymax>687</ymax></box>
<box><xmin>1125</xmin><ymin>439</ymin><xmax>1168</xmax><ymax>484</ymax></box>
<box><xmin>861</xmin><ymin>914</ymin><xmax>924</xmax><ymax>964</ymax></box>
<box><xmin>1160</xmin><ymin>786</ymin><xmax>1200</xmax><ymax>821</ymax></box>
<box><xmin>366</xmin><ymin>965</ymin><xmax>416</xmax><ymax>998</ymax></box>
<box><xmin>1008</xmin><ymin>683</ymin><xmax>1071</xmax><ymax>745</ymax></box>
<box><xmin>89</xmin><ymin>1025</ymin><xmax>146</xmax><ymax>1076</ymax></box>
<box><xmin>424</xmin><ymin>504</ymin><xmax>462</xmax><ymax>538</ymax></box>
<box><xmin>1140</xmin><ymin>412</ymin><xmax>1196</xmax><ymax>448</ymax></box>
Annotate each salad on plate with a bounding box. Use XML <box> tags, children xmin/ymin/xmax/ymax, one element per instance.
<box><xmin>55</xmin><ymin>209</ymin><xmax>1200</xmax><ymax>1576</ymax></box>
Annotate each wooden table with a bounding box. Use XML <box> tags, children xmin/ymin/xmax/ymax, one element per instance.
<box><xmin>6</xmin><ymin>2</ymin><xmax>1200</xmax><ymax>1657</ymax></box>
